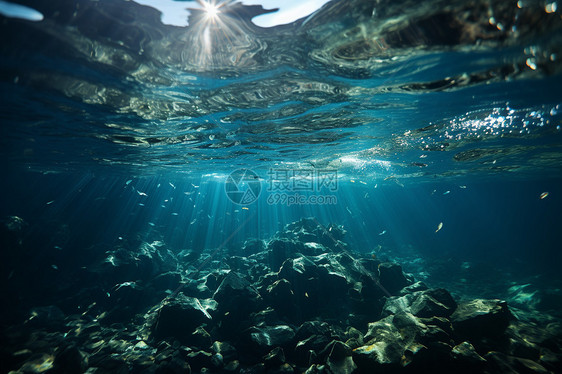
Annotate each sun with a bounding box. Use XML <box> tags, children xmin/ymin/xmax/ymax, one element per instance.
<box><xmin>202</xmin><ymin>1</ymin><xmax>219</xmax><ymax>19</ymax></box>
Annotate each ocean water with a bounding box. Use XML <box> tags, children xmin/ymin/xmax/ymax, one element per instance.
<box><xmin>1</xmin><ymin>0</ymin><xmax>562</xmax><ymax>373</ymax></box>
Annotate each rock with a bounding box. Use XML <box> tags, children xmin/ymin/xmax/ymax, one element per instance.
<box><xmin>264</xmin><ymin>347</ymin><xmax>286</xmax><ymax>367</ymax></box>
<box><xmin>150</xmin><ymin>293</ymin><xmax>216</xmax><ymax>345</ymax></box>
<box><xmin>268</xmin><ymin>239</ymin><xmax>304</xmax><ymax>270</ymax></box>
<box><xmin>377</xmin><ymin>262</ymin><xmax>410</xmax><ymax>295</ymax></box>
<box><xmin>26</xmin><ymin>305</ymin><xmax>66</xmax><ymax>331</ymax></box>
<box><xmin>451</xmin><ymin>341</ymin><xmax>486</xmax><ymax>371</ymax></box>
<box><xmin>355</xmin><ymin>316</ymin><xmax>404</xmax><ymax>368</ymax></box>
<box><xmin>451</xmin><ymin>299</ymin><xmax>512</xmax><ymax>342</ymax></box>
<box><xmin>151</xmin><ymin>272</ymin><xmax>181</xmax><ymax>291</ymax></box>
<box><xmin>213</xmin><ymin>271</ymin><xmax>262</xmax><ymax>335</ymax></box>
<box><xmin>211</xmin><ymin>341</ymin><xmax>237</xmax><ymax>363</ymax></box>
<box><xmin>248</xmin><ymin>325</ymin><xmax>295</xmax><ymax>352</ymax></box>
<box><xmin>214</xmin><ymin>271</ymin><xmax>261</xmax><ymax>313</ymax></box>
<box><xmin>382</xmin><ymin>288</ymin><xmax>457</xmax><ymax>319</ymax></box>
<box><xmin>484</xmin><ymin>351</ymin><xmax>550</xmax><ymax>374</ymax></box>
<box><xmin>187</xmin><ymin>350</ymin><xmax>214</xmax><ymax>372</ymax></box>
<box><xmin>266</xmin><ymin>279</ymin><xmax>299</xmax><ymax>321</ymax></box>
<box><xmin>53</xmin><ymin>345</ymin><xmax>88</xmax><ymax>374</ymax></box>
<box><xmin>324</xmin><ymin>340</ymin><xmax>356</xmax><ymax>374</ymax></box>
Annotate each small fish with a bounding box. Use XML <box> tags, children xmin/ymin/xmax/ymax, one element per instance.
<box><xmin>304</xmin><ymin>292</ymin><xmax>309</xmax><ymax>298</ymax></box>
<box><xmin>459</xmin><ymin>185</ymin><xmax>467</xmax><ymax>189</ymax></box>
<box><xmin>125</xmin><ymin>180</ymin><xmax>132</xmax><ymax>185</ymax></box>
<box><xmin>46</xmin><ymin>200</ymin><xmax>54</xmax><ymax>205</ymax></box>
<box><xmin>157</xmin><ymin>183</ymin><xmax>161</xmax><ymax>188</ymax></box>
<box><xmin>171</xmin><ymin>212</ymin><xmax>178</xmax><ymax>216</ymax></box>
<box><xmin>540</xmin><ymin>192</ymin><xmax>549</xmax><ymax>199</ymax></box>
<box><xmin>190</xmin><ymin>218</ymin><xmax>197</xmax><ymax>225</ymax></box>
<box><xmin>419</xmin><ymin>154</ymin><xmax>427</xmax><ymax>158</ymax></box>
<box><xmin>137</xmin><ymin>190</ymin><xmax>147</xmax><ymax>196</ymax></box>
<box><xmin>242</xmin><ymin>207</ymin><xmax>249</xmax><ymax>210</ymax></box>
<box><xmin>431</xmin><ymin>189</ymin><xmax>436</xmax><ymax>195</ymax></box>
<box><xmin>435</xmin><ymin>222</ymin><xmax>443</xmax><ymax>233</ymax></box>
<box><xmin>364</xmin><ymin>192</ymin><xmax>369</xmax><ymax>198</ymax></box>
<box><xmin>138</xmin><ymin>203</ymin><xmax>145</xmax><ymax>206</ymax></box>
<box><xmin>379</xmin><ymin>230</ymin><xmax>387</xmax><ymax>236</ymax></box>
<box><xmin>51</xmin><ymin>264</ymin><xmax>58</xmax><ymax>270</ymax></box>
<box><xmin>169</xmin><ymin>182</ymin><xmax>176</xmax><ymax>189</ymax></box>
<box><xmin>346</xmin><ymin>206</ymin><xmax>353</xmax><ymax>215</ymax></box>
<box><xmin>192</xmin><ymin>184</ymin><xmax>199</xmax><ymax>188</ymax></box>
<box><xmin>54</xmin><ymin>245</ymin><xmax>62</xmax><ymax>250</ymax></box>
<box><xmin>118</xmin><ymin>237</ymin><xmax>123</xmax><ymax>240</ymax></box>
<box><xmin>374</xmin><ymin>184</ymin><xmax>378</xmax><ymax>188</ymax></box>
<box><xmin>359</xmin><ymin>181</ymin><xmax>367</xmax><ymax>185</ymax></box>
<box><xmin>184</xmin><ymin>191</ymin><xmax>194</xmax><ymax>195</ymax></box>
<box><xmin>443</xmin><ymin>191</ymin><xmax>450</xmax><ymax>195</ymax></box>
<box><xmin>148</xmin><ymin>222</ymin><xmax>155</xmax><ymax>226</ymax></box>
<box><xmin>350</xmin><ymin>179</ymin><xmax>355</xmax><ymax>183</ymax></box>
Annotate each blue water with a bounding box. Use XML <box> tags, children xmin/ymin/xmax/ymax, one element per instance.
<box><xmin>1</xmin><ymin>0</ymin><xmax>562</xmax><ymax>371</ymax></box>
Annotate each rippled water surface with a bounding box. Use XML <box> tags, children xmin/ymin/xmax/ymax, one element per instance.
<box><xmin>1</xmin><ymin>0</ymin><xmax>561</xmax><ymax>179</ymax></box>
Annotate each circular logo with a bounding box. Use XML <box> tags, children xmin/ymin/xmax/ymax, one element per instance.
<box><xmin>225</xmin><ymin>169</ymin><xmax>261</xmax><ymax>205</ymax></box>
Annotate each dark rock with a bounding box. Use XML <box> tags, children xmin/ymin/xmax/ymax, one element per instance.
<box><xmin>325</xmin><ymin>340</ymin><xmax>356</xmax><ymax>374</ymax></box>
<box><xmin>214</xmin><ymin>271</ymin><xmax>262</xmax><ymax>336</ymax></box>
<box><xmin>266</xmin><ymin>279</ymin><xmax>299</xmax><ymax>321</ymax></box>
<box><xmin>151</xmin><ymin>272</ymin><xmax>182</xmax><ymax>291</ymax></box>
<box><xmin>150</xmin><ymin>293</ymin><xmax>216</xmax><ymax>345</ymax></box>
<box><xmin>451</xmin><ymin>299</ymin><xmax>512</xmax><ymax>341</ymax></box>
<box><xmin>264</xmin><ymin>347</ymin><xmax>286</xmax><ymax>367</ymax></box>
<box><xmin>53</xmin><ymin>345</ymin><xmax>88</xmax><ymax>374</ymax></box>
<box><xmin>484</xmin><ymin>351</ymin><xmax>549</xmax><ymax>374</ymax></box>
<box><xmin>187</xmin><ymin>350</ymin><xmax>214</xmax><ymax>372</ymax></box>
<box><xmin>26</xmin><ymin>305</ymin><xmax>65</xmax><ymax>331</ymax></box>
<box><xmin>211</xmin><ymin>341</ymin><xmax>237</xmax><ymax>362</ymax></box>
<box><xmin>268</xmin><ymin>239</ymin><xmax>304</xmax><ymax>270</ymax></box>
<box><xmin>243</xmin><ymin>238</ymin><xmax>266</xmax><ymax>255</ymax></box>
<box><xmin>247</xmin><ymin>325</ymin><xmax>295</xmax><ymax>352</ymax></box>
<box><xmin>450</xmin><ymin>341</ymin><xmax>486</xmax><ymax>371</ymax></box>
<box><xmin>214</xmin><ymin>271</ymin><xmax>261</xmax><ymax>313</ymax></box>
<box><xmin>377</xmin><ymin>262</ymin><xmax>410</xmax><ymax>295</ymax></box>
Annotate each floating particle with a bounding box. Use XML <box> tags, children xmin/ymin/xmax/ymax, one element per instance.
<box><xmin>435</xmin><ymin>222</ymin><xmax>443</xmax><ymax>233</ymax></box>
<box><xmin>546</xmin><ymin>2</ymin><xmax>557</xmax><ymax>13</ymax></box>
<box><xmin>118</xmin><ymin>237</ymin><xmax>123</xmax><ymax>240</ymax></box>
<box><xmin>148</xmin><ymin>222</ymin><xmax>155</xmax><ymax>226</ymax></box>
<box><xmin>379</xmin><ymin>230</ymin><xmax>387</xmax><ymax>236</ymax></box>
<box><xmin>374</xmin><ymin>184</ymin><xmax>378</xmax><ymax>188</ymax></box>
<box><xmin>359</xmin><ymin>181</ymin><xmax>367</xmax><ymax>185</ymax></box>
<box><xmin>54</xmin><ymin>245</ymin><xmax>62</xmax><ymax>250</ymax></box>
<box><xmin>169</xmin><ymin>182</ymin><xmax>176</xmax><ymax>189</ymax></box>
<box><xmin>459</xmin><ymin>185</ymin><xmax>467</xmax><ymax>189</ymax></box>
<box><xmin>46</xmin><ymin>200</ymin><xmax>54</xmax><ymax>205</ymax></box>
<box><xmin>346</xmin><ymin>206</ymin><xmax>352</xmax><ymax>215</ymax></box>
<box><xmin>540</xmin><ymin>192</ymin><xmax>549</xmax><ymax>199</ymax></box>
<box><xmin>364</xmin><ymin>193</ymin><xmax>369</xmax><ymax>198</ymax></box>
<box><xmin>350</xmin><ymin>179</ymin><xmax>355</xmax><ymax>183</ymax></box>
<box><xmin>51</xmin><ymin>264</ymin><xmax>58</xmax><ymax>270</ymax></box>
<box><xmin>526</xmin><ymin>58</ymin><xmax>537</xmax><ymax>70</ymax></box>
<box><xmin>190</xmin><ymin>218</ymin><xmax>197</xmax><ymax>224</ymax></box>
<box><xmin>242</xmin><ymin>207</ymin><xmax>249</xmax><ymax>210</ymax></box>
<box><xmin>443</xmin><ymin>191</ymin><xmax>450</xmax><ymax>195</ymax></box>
<box><xmin>125</xmin><ymin>180</ymin><xmax>132</xmax><ymax>185</ymax></box>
